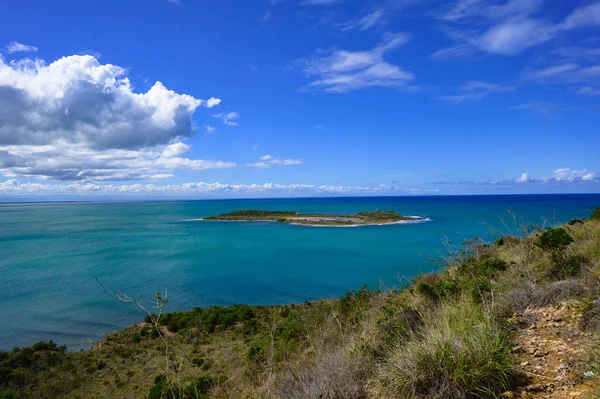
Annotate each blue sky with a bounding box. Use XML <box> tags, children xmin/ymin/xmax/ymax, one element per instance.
<box><xmin>0</xmin><ymin>0</ymin><xmax>599</xmax><ymax>199</ymax></box>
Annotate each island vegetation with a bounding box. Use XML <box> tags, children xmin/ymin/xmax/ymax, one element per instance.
<box><xmin>1</xmin><ymin>207</ymin><xmax>600</xmax><ymax>398</ymax></box>
<box><xmin>203</xmin><ymin>209</ymin><xmax>421</xmax><ymax>226</ymax></box>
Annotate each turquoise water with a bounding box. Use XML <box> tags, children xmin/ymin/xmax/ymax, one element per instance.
<box><xmin>1</xmin><ymin>194</ymin><xmax>599</xmax><ymax>350</ymax></box>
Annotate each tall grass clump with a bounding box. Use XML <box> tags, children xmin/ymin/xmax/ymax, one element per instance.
<box><xmin>371</xmin><ymin>297</ymin><xmax>516</xmax><ymax>399</ymax></box>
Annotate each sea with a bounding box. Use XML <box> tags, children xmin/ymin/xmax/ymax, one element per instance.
<box><xmin>1</xmin><ymin>194</ymin><xmax>599</xmax><ymax>350</ymax></box>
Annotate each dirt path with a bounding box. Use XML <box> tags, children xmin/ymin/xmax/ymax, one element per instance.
<box><xmin>505</xmin><ymin>301</ymin><xmax>599</xmax><ymax>399</ymax></box>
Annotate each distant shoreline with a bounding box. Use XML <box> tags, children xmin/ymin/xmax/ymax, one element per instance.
<box><xmin>201</xmin><ymin>209</ymin><xmax>424</xmax><ymax>226</ymax></box>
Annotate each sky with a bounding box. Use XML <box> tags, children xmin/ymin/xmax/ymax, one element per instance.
<box><xmin>0</xmin><ymin>0</ymin><xmax>599</xmax><ymax>200</ymax></box>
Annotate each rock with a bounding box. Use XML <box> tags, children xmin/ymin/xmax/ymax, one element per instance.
<box><xmin>521</xmin><ymin>392</ymin><xmax>533</xmax><ymax>399</ymax></box>
<box><xmin>524</xmin><ymin>383</ymin><xmax>545</xmax><ymax>392</ymax></box>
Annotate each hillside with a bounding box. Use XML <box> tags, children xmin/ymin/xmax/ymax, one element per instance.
<box><xmin>2</xmin><ymin>208</ymin><xmax>600</xmax><ymax>399</ymax></box>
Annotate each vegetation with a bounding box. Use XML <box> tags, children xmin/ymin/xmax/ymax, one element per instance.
<box><xmin>2</xmin><ymin>209</ymin><xmax>600</xmax><ymax>398</ymax></box>
<box><xmin>592</xmin><ymin>206</ymin><xmax>600</xmax><ymax>220</ymax></box>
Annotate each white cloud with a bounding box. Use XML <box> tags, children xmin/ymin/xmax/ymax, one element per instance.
<box><xmin>523</xmin><ymin>63</ymin><xmax>600</xmax><ymax>86</ymax></box>
<box><xmin>525</xmin><ymin>63</ymin><xmax>581</xmax><ymax>79</ymax></box>
<box><xmin>438</xmin><ymin>0</ymin><xmax>542</xmax><ymax>22</ymax></box>
<box><xmin>429</xmin><ymin>45</ymin><xmax>476</xmax><ymax>61</ymax></box>
<box><xmin>0</xmin><ymin>53</ymin><xmax>233</xmax><ymax>182</ymax></box>
<box><xmin>439</xmin><ymin>80</ymin><xmax>516</xmax><ymax>103</ymax></box>
<box><xmin>511</xmin><ymin>102</ymin><xmax>558</xmax><ymax>114</ymax></box>
<box><xmin>492</xmin><ymin>168</ymin><xmax>599</xmax><ymax>185</ymax></box>
<box><xmin>247</xmin><ymin>155</ymin><xmax>302</xmax><ymax>168</ymax></box>
<box><xmin>475</xmin><ymin>19</ymin><xmax>555</xmax><ymax>55</ymax></box>
<box><xmin>578</xmin><ymin>86</ymin><xmax>600</xmax><ymax>96</ymax></box>
<box><xmin>6</xmin><ymin>41</ymin><xmax>38</xmax><ymax>53</ymax></box>
<box><xmin>161</xmin><ymin>142</ymin><xmax>190</xmax><ymax>158</ymax></box>
<box><xmin>432</xmin><ymin>1</ymin><xmax>600</xmax><ymax>58</ymax></box>
<box><xmin>204</xmin><ymin>125</ymin><xmax>216</xmax><ymax>133</ymax></box>
<box><xmin>212</xmin><ymin>112</ymin><xmax>239</xmax><ymax>126</ymax></box>
<box><xmin>205</xmin><ymin>97</ymin><xmax>222</xmax><ymax>108</ymax></box>
<box><xmin>560</xmin><ymin>2</ymin><xmax>600</xmax><ymax>30</ymax></box>
<box><xmin>0</xmin><ymin>179</ymin><xmax>436</xmax><ymax>197</ymax></box>
<box><xmin>338</xmin><ymin>9</ymin><xmax>385</xmax><ymax>31</ymax></box>
<box><xmin>299</xmin><ymin>33</ymin><xmax>414</xmax><ymax>92</ymax></box>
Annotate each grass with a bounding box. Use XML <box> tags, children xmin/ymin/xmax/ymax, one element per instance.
<box><xmin>371</xmin><ymin>298</ymin><xmax>515</xmax><ymax>399</ymax></box>
<box><xmin>1</xmin><ymin>211</ymin><xmax>600</xmax><ymax>398</ymax></box>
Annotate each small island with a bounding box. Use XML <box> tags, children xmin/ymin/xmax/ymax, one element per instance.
<box><xmin>203</xmin><ymin>209</ymin><xmax>423</xmax><ymax>226</ymax></box>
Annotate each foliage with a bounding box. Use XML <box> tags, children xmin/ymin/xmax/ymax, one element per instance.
<box><xmin>592</xmin><ymin>206</ymin><xmax>600</xmax><ymax>220</ymax></box>
<box><xmin>355</xmin><ymin>210</ymin><xmax>407</xmax><ymax>220</ymax></box>
<box><xmin>536</xmin><ymin>227</ymin><xmax>574</xmax><ymax>251</ymax></box>
<box><xmin>158</xmin><ymin>304</ymin><xmax>255</xmax><ymax>334</ymax></box>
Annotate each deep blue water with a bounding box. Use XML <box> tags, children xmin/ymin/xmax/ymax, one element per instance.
<box><xmin>1</xmin><ymin>194</ymin><xmax>599</xmax><ymax>350</ymax></box>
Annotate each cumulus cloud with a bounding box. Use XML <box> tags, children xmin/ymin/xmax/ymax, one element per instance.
<box><xmin>6</xmin><ymin>41</ymin><xmax>38</xmax><ymax>53</ymax></box>
<box><xmin>247</xmin><ymin>154</ymin><xmax>303</xmax><ymax>168</ymax></box>
<box><xmin>492</xmin><ymin>168</ymin><xmax>599</xmax><ymax>185</ymax></box>
<box><xmin>0</xmin><ymin>53</ymin><xmax>233</xmax><ymax>182</ymax></box>
<box><xmin>298</xmin><ymin>33</ymin><xmax>414</xmax><ymax>92</ymax></box>
<box><xmin>212</xmin><ymin>112</ymin><xmax>239</xmax><ymax>126</ymax></box>
<box><xmin>161</xmin><ymin>142</ymin><xmax>190</xmax><ymax>158</ymax></box>
<box><xmin>432</xmin><ymin>168</ymin><xmax>600</xmax><ymax>187</ymax></box>
<box><xmin>0</xmin><ymin>179</ymin><xmax>436</xmax><ymax>198</ymax></box>
<box><xmin>439</xmin><ymin>80</ymin><xmax>516</xmax><ymax>103</ymax></box>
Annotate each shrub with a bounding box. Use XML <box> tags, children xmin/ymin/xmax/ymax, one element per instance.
<box><xmin>536</xmin><ymin>228</ymin><xmax>573</xmax><ymax>251</ymax></box>
<box><xmin>568</xmin><ymin>218</ymin><xmax>584</xmax><ymax>225</ymax></box>
<box><xmin>372</xmin><ymin>299</ymin><xmax>516</xmax><ymax>399</ymax></box>
<box><xmin>96</xmin><ymin>360</ymin><xmax>107</xmax><ymax>370</ymax></box>
<box><xmin>591</xmin><ymin>206</ymin><xmax>600</xmax><ymax>220</ymax></box>
<box><xmin>477</xmin><ymin>258</ymin><xmax>508</xmax><ymax>276</ymax></box>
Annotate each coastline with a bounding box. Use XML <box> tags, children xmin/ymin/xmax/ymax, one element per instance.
<box><xmin>193</xmin><ymin>216</ymin><xmax>430</xmax><ymax>227</ymax></box>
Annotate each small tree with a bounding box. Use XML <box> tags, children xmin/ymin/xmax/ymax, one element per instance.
<box><xmin>591</xmin><ymin>206</ymin><xmax>600</xmax><ymax>220</ymax></box>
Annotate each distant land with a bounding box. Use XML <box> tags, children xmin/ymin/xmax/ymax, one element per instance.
<box><xmin>202</xmin><ymin>209</ymin><xmax>423</xmax><ymax>226</ymax></box>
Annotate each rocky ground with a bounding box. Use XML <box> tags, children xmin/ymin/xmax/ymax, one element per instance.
<box><xmin>504</xmin><ymin>300</ymin><xmax>599</xmax><ymax>399</ymax></box>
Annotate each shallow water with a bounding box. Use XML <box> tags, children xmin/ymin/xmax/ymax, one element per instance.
<box><xmin>0</xmin><ymin>194</ymin><xmax>598</xmax><ymax>350</ymax></box>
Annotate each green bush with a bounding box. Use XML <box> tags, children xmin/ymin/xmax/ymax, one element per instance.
<box><xmin>477</xmin><ymin>258</ymin><xmax>508</xmax><ymax>276</ymax></box>
<box><xmin>96</xmin><ymin>360</ymin><xmax>107</xmax><ymax>370</ymax></box>
<box><xmin>591</xmin><ymin>206</ymin><xmax>600</xmax><ymax>220</ymax></box>
<box><xmin>536</xmin><ymin>227</ymin><xmax>573</xmax><ymax>251</ymax></box>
